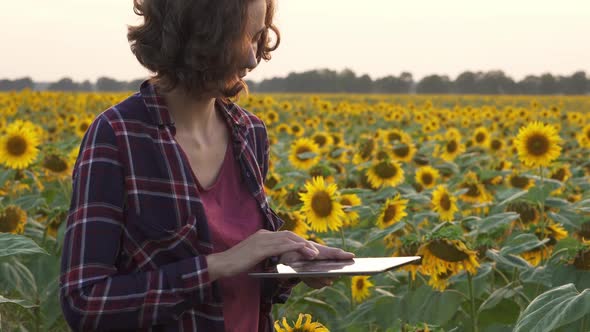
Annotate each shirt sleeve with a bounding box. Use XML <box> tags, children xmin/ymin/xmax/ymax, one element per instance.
<box><xmin>59</xmin><ymin>115</ymin><xmax>214</xmax><ymax>331</ymax></box>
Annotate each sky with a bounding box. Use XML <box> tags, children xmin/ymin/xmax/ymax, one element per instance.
<box><xmin>1</xmin><ymin>0</ymin><xmax>589</xmax><ymax>83</ymax></box>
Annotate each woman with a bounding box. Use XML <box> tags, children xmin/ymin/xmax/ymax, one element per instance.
<box><xmin>58</xmin><ymin>0</ymin><xmax>354</xmax><ymax>331</ymax></box>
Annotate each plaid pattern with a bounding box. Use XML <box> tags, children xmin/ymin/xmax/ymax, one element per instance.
<box><xmin>59</xmin><ymin>79</ymin><xmax>300</xmax><ymax>331</ymax></box>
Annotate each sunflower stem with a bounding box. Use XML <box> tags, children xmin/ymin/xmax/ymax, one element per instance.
<box><xmin>538</xmin><ymin>166</ymin><xmax>546</xmax><ymax>238</ymax></box>
<box><xmin>340</xmin><ymin>227</ymin><xmax>346</xmax><ymax>251</ymax></box>
<box><xmin>467</xmin><ymin>273</ymin><xmax>478</xmax><ymax>332</ymax></box>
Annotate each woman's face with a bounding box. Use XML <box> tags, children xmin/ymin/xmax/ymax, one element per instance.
<box><xmin>239</xmin><ymin>0</ymin><xmax>267</xmax><ymax>79</ymax></box>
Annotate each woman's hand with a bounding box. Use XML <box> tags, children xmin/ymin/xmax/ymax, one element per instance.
<box><xmin>206</xmin><ymin>229</ymin><xmax>319</xmax><ymax>281</ymax></box>
<box><xmin>279</xmin><ymin>242</ymin><xmax>355</xmax><ymax>289</ymax></box>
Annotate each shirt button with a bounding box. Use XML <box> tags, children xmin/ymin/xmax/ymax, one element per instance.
<box><xmin>246</xmin><ymin>171</ymin><xmax>250</xmax><ymax>177</ymax></box>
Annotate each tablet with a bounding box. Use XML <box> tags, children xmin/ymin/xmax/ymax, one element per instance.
<box><xmin>248</xmin><ymin>256</ymin><xmax>421</xmax><ymax>278</ymax></box>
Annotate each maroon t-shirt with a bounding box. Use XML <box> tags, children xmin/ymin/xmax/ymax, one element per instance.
<box><xmin>196</xmin><ymin>137</ymin><xmax>265</xmax><ymax>332</ymax></box>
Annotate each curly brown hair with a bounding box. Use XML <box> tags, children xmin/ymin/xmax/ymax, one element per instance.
<box><xmin>127</xmin><ymin>0</ymin><xmax>280</xmax><ymax>101</ymax></box>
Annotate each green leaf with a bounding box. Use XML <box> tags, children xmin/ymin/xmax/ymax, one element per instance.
<box><xmin>486</xmin><ymin>249</ymin><xmax>532</xmax><ymax>270</ymax></box>
<box><xmin>500</xmin><ymin>234</ymin><xmax>549</xmax><ymax>256</ymax></box>
<box><xmin>479</xmin><ymin>298</ymin><xmax>521</xmax><ymax>327</ymax></box>
<box><xmin>514</xmin><ymin>283</ymin><xmax>590</xmax><ymax>332</ymax></box>
<box><xmin>478</xmin><ymin>283</ymin><xmax>518</xmax><ymax>313</ymax></box>
<box><xmin>468</xmin><ymin>212</ymin><xmax>520</xmax><ymax>236</ymax></box>
<box><xmin>0</xmin><ymin>294</ymin><xmax>37</xmax><ymax>309</ymax></box>
<box><xmin>0</xmin><ymin>233</ymin><xmax>49</xmax><ymax>259</ymax></box>
<box><xmin>496</xmin><ymin>190</ymin><xmax>528</xmax><ymax>207</ymax></box>
<box><xmin>0</xmin><ymin>258</ymin><xmax>38</xmax><ymax>301</ymax></box>
<box><xmin>402</xmin><ymin>285</ymin><xmax>465</xmax><ymax>325</ymax></box>
<box><xmin>297</xmin><ymin>151</ymin><xmax>318</xmax><ymax>159</ymax></box>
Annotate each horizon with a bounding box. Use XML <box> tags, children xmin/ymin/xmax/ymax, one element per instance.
<box><xmin>2</xmin><ymin>0</ymin><xmax>589</xmax><ymax>83</ymax></box>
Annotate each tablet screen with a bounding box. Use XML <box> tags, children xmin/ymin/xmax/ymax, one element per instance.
<box><xmin>248</xmin><ymin>256</ymin><xmax>421</xmax><ymax>278</ymax></box>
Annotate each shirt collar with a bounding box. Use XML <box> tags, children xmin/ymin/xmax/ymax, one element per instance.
<box><xmin>139</xmin><ymin>79</ymin><xmax>247</xmax><ymax>135</ymax></box>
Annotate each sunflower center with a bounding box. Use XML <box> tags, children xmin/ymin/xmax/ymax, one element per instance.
<box><xmin>7</xmin><ymin>135</ymin><xmax>27</xmax><ymax>156</ymax></box>
<box><xmin>296</xmin><ymin>146</ymin><xmax>312</xmax><ymax>160</ymax></box>
<box><xmin>277</xmin><ymin>211</ymin><xmax>296</xmax><ymax>232</ymax></box>
<box><xmin>440</xmin><ymin>193</ymin><xmax>451</xmax><ymax>211</ymax></box>
<box><xmin>341</xmin><ymin>198</ymin><xmax>351</xmax><ymax>206</ymax></box>
<box><xmin>374</xmin><ymin>161</ymin><xmax>397</xmax><ymax>179</ymax></box>
<box><xmin>360</xmin><ymin>139</ymin><xmax>375</xmax><ymax>159</ymax></box>
<box><xmin>475</xmin><ymin>132</ymin><xmax>486</xmax><ymax>143</ymax></box>
<box><xmin>464</xmin><ymin>184</ymin><xmax>481</xmax><ymax>197</ymax></box>
<box><xmin>446</xmin><ymin>140</ymin><xmax>458</xmax><ymax>153</ymax></box>
<box><xmin>376</xmin><ymin>151</ymin><xmax>389</xmax><ymax>160</ymax></box>
<box><xmin>311</xmin><ymin>191</ymin><xmax>333</xmax><ymax>218</ymax></box>
<box><xmin>43</xmin><ymin>154</ymin><xmax>68</xmax><ymax>173</ymax></box>
<box><xmin>551</xmin><ymin>168</ymin><xmax>566</xmax><ymax>182</ymax></box>
<box><xmin>355</xmin><ymin>278</ymin><xmax>365</xmax><ymax>290</ymax></box>
<box><xmin>388</xmin><ymin>133</ymin><xmax>402</xmax><ymax>142</ymax></box>
<box><xmin>491</xmin><ymin>139</ymin><xmax>502</xmax><ymax>150</ymax></box>
<box><xmin>393</xmin><ymin>144</ymin><xmax>409</xmax><ymax>158</ymax></box>
<box><xmin>421</xmin><ymin>173</ymin><xmax>433</xmax><ymax>185</ymax></box>
<box><xmin>526</xmin><ymin>134</ymin><xmax>550</xmax><ymax>156</ymax></box>
<box><xmin>573</xmin><ymin>249</ymin><xmax>590</xmax><ymax>270</ymax></box>
<box><xmin>585</xmin><ymin>129</ymin><xmax>590</xmax><ymax>140</ymax></box>
<box><xmin>313</xmin><ymin>135</ymin><xmax>327</xmax><ymax>147</ymax></box>
<box><xmin>79</xmin><ymin>122</ymin><xmax>89</xmax><ymax>133</ymax></box>
<box><xmin>383</xmin><ymin>204</ymin><xmax>398</xmax><ymax>224</ymax></box>
<box><xmin>428</xmin><ymin>239</ymin><xmax>469</xmax><ymax>262</ymax></box>
<box><xmin>286</xmin><ymin>190</ymin><xmax>302</xmax><ymax>207</ymax></box>
<box><xmin>510</xmin><ymin>175</ymin><xmax>530</xmax><ymax>188</ymax></box>
<box><xmin>0</xmin><ymin>207</ymin><xmax>24</xmax><ymax>233</ymax></box>
<box><xmin>292</xmin><ymin>125</ymin><xmax>301</xmax><ymax>133</ymax></box>
<box><xmin>266</xmin><ymin>175</ymin><xmax>279</xmax><ymax>189</ymax></box>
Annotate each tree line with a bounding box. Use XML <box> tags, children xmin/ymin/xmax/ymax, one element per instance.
<box><xmin>1</xmin><ymin>69</ymin><xmax>588</xmax><ymax>95</ymax></box>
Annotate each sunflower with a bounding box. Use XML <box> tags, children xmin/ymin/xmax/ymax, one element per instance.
<box><xmin>366</xmin><ymin>159</ymin><xmax>405</xmax><ymax>189</ymax></box>
<box><xmin>282</xmin><ymin>186</ymin><xmax>304</xmax><ymax>208</ymax></box>
<box><xmin>418</xmin><ymin>237</ymin><xmax>480</xmax><ymax>290</ymax></box>
<box><xmin>0</xmin><ymin>205</ymin><xmax>27</xmax><ymax>235</ymax></box>
<box><xmin>299</xmin><ymin>176</ymin><xmax>345</xmax><ymax>233</ymax></box>
<box><xmin>75</xmin><ymin>117</ymin><xmax>93</xmax><ymax>138</ymax></box>
<box><xmin>0</xmin><ymin>125</ymin><xmax>40</xmax><ymax>170</ymax></box>
<box><xmin>458</xmin><ymin>172</ymin><xmax>493</xmax><ymax>205</ymax></box>
<box><xmin>277</xmin><ymin>210</ymin><xmax>309</xmax><ymax>237</ymax></box>
<box><xmin>521</xmin><ymin>246</ymin><xmax>551</xmax><ymax>266</ymax></box>
<box><xmin>514</xmin><ymin>121</ymin><xmax>562</xmax><ymax>168</ymax></box>
<box><xmin>415</xmin><ymin>166</ymin><xmax>440</xmax><ymax>189</ymax></box>
<box><xmin>438</xmin><ymin>137</ymin><xmax>465</xmax><ymax>162</ymax></box>
<box><xmin>550</xmin><ymin>165</ymin><xmax>572</xmax><ymax>183</ymax></box>
<box><xmin>311</xmin><ymin>132</ymin><xmax>333</xmax><ymax>151</ymax></box>
<box><xmin>505</xmin><ymin>201</ymin><xmax>540</xmax><ymax>225</ymax></box>
<box><xmin>352</xmin><ymin>137</ymin><xmax>376</xmax><ymax>165</ymax></box>
<box><xmin>577</xmin><ymin>124</ymin><xmax>590</xmax><ymax>148</ymax></box>
<box><xmin>41</xmin><ymin>152</ymin><xmax>71</xmax><ymax>178</ymax></box>
<box><xmin>489</xmin><ymin>138</ymin><xmax>504</xmax><ymax>153</ymax></box>
<box><xmin>431</xmin><ymin>185</ymin><xmax>459</xmax><ymax>222</ymax></box>
<box><xmin>351</xmin><ymin>276</ymin><xmax>374</xmax><ymax>303</ymax></box>
<box><xmin>506</xmin><ymin>172</ymin><xmax>534</xmax><ymax>190</ymax></box>
<box><xmin>290</xmin><ymin>123</ymin><xmax>305</xmax><ymax>137</ymax></box>
<box><xmin>289</xmin><ymin>138</ymin><xmax>321</xmax><ymax>170</ymax></box>
<box><xmin>472</xmin><ymin>127</ymin><xmax>490</xmax><ymax>148</ymax></box>
<box><xmin>276</xmin><ymin>123</ymin><xmax>292</xmax><ymax>135</ymax></box>
<box><xmin>391</xmin><ymin>140</ymin><xmax>417</xmax><ymax>163</ymax></box>
<box><xmin>274</xmin><ymin>313</ymin><xmax>329</xmax><ymax>332</ymax></box>
<box><xmin>340</xmin><ymin>193</ymin><xmax>362</xmax><ymax>227</ymax></box>
<box><xmin>376</xmin><ymin>194</ymin><xmax>409</xmax><ymax>229</ymax></box>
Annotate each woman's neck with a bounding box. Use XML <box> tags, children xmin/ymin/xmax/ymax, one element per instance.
<box><xmin>163</xmin><ymin>88</ymin><xmax>221</xmax><ymax>144</ymax></box>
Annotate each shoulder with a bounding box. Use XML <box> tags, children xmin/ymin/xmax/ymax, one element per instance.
<box><xmin>97</xmin><ymin>92</ymin><xmax>154</xmax><ymax>130</ymax></box>
<box><xmin>228</xmin><ymin>103</ymin><xmax>267</xmax><ymax>139</ymax></box>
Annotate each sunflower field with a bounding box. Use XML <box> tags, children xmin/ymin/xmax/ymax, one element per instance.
<box><xmin>1</xmin><ymin>90</ymin><xmax>590</xmax><ymax>332</ymax></box>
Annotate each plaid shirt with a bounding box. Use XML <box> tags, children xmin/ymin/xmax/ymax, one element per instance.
<box><xmin>59</xmin><ymin>79</ymin><xmax>300</xmax><ymax>332</ymax></box>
